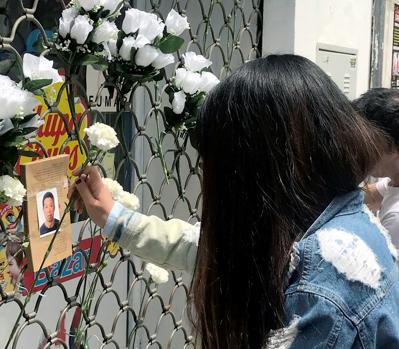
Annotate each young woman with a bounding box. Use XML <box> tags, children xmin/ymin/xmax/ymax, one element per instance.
<box><xmin>72</xmin><ymin>55</ymin><xmax>399</xmax><ymax>348</ymax></box>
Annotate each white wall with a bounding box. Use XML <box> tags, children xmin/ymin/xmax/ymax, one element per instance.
<box><xmin>263</xmin><ymin>0</ymin><xmax>373</xmax><ymax>97</ymax></box>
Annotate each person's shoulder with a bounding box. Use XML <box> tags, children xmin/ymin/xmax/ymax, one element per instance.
<box><xmin>39</xmin><ymin>223</ymin><xmax>46</xmax><ymax>234</ymax></box>
<box><xmin>286</xmin><ymin>206</ymin><xmax>399</xmax><ymax>323</ymax></box>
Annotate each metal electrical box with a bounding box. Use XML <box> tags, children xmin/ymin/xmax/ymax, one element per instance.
<box><xmin>316</xmin><ymin>44</ymin><xmax>358</xmax><ymax>100</ymax></box>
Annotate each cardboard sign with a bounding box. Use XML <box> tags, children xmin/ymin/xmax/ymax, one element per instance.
<box><xmin>20</xmin><ymin>154</ymin><xmax>72</xmax><ymax>271</ymax></box>
<box><xmin>23</xmin><ymin>235</ymin><xmax>102</xmax><ymax>295</ymax></box>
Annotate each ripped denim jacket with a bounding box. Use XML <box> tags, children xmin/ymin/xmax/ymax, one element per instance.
<box><xmin>104</xmin><ymin>190</ymin><xmax>399</xmax><ymax>348</ymax></box>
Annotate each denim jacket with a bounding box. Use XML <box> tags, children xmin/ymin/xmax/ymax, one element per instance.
<box><xmin>104</xmin><ymin>190</ymin><xmax>399</xmax><ymax>348</ymax></box>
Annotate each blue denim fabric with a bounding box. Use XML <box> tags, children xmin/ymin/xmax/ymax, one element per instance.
<box><xmin>283</xmin><ymin>190</ymin><xmax>399</xmax><ymax>349</ymax></box>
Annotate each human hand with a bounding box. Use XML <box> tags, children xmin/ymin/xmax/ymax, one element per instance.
<box><xmin>68</xmin><ymin>166</ymin><xmax>114</xmax><ymax>228</ymax></box>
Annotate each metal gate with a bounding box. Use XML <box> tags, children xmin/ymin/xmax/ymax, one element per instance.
<box><xmin>0</xmin><ymin>0</ymin><xmax>262</xmax><ymax>348</ymax></box>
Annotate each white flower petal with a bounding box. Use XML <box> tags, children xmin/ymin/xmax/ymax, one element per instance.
<box><xmin>122</xmin><ymin>8</ymin><xmax>142</xmax><ymax>34</ymax></box>
<box><xmin>92</xmin><ymin>20</ymin><xmax>118</xmax><ymax>44</ymax></box>
<box><xmin>59</xmin><ymin>7</ymin><xmax>79</xmax><ymax>38</ymax></box>
<box><xmin>23</xmin><ymin>54</ymin><xmax>63</xmax><ymax>84</ymax></box>
<box><xmin>84</xmin><ymin>122</ymin><xmax>119</xmax><ymax>151</ymax></box>
<box><xmin>183</xmin><ymin>51</ymin><xmax>211</xmax><ymax>72</ymax></box>
<box><xmin>0</xmin><ymin>75</ymin><xmax>39</xmax><ymax>119</ymax></box>
<box><xmin>118</xmin><ymin>191</ymin><xmax>140</xmax><ymax>211</ymax></box>
<box><xmin>70</xmin><ymin>15</ymin><xmax>94</xmax><ymax>45</ymax></box>
<box><xmin>100</xmin><ymin>0</ymin><xmax>122</xmax><ymax>13</ymax></box>
<box><xmin>152</xmin><ymin>51</ymin><xmax>175</xmax><ymax>69</ymax></box>
<box><xmin>135</xmin><ymin>45</ymin><xmax>159</xmax><ymax>67</ymax></box>
<box><xmin>0</xmin><ymin>176</ymin><xmax>26</xmax><ymax>207</ymax></box>
<box><xmin>78</xmin><ymin>0</ymin><xmax>100</xmax><ymax>11</ymax></box>
<box><xmin>102</xmin><ymin>178</ymin><xmax>123</xmax><ymax>200</ymax></box>
<box><xmin>198</xmin><ymin>71</ymin><xmax>219</xmax><ymax>93</ymax></box>
<box><xmin>172</xmin><ymin>90</ymin><xmax>186</xmax><ymax>114</ymax></box>
<box><xmin>138</xmin><ymin>15</ymin><xmax>165</xmax><ymax>42</ymax></box>
<box><xmin>165</xmin><ymin>9</ymin><xmax>190</xmax><ymax>36</ymax></box>
<box><xmin>174</xmin><ymin>67</ymin><xmax>188</xmax><ymax>88</ymax></box>
<box><xmin>145</xmin><ymin>263</ymin><xmax>169</xmax><ymax>284</ymax></box>
<box><xmin>179</xmin><ymin>70</ymin><xmax>201</xmax><ymax>94</ymax></box>
<box><xmin>107</xmin><ymin>38</ymin><xmax>118</xmax><ymax>56</ymax></box>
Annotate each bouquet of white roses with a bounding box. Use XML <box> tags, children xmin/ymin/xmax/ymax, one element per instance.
<box><xmin>54</xmin><ymin>0</ymin><xmax>123</xmax><ymax>73</ymax></box>
<box><xmin>164</xmin><ymin>51</ymin><xmax>220</xmax><ymax>143</ymax></box>
<box><xmin>0</xmin><ymin>54</ymin><xmax>62</xmax><ymax>207</ymax></box>
<box><xmin>106</xmin><ymin>8</ymin><xmax>190</xmax><ymax>96</ymax></box>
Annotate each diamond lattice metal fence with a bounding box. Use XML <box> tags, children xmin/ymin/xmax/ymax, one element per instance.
<box><xmin>0</xmin><ymin>0</ymin><xmax>262</xmax><ymax>348</ymax></box>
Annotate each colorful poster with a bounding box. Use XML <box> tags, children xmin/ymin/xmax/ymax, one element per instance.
<box><xmin>0</xmin><ymin>235</ymin><xmax>102</xmax><ymax>297</ymax></box>
<box><xmin>1</xmin><ymin>81</ymin><xmax>89</xmax><ymax>228</ymax></box>
<box><xmin>18</xmin><ymin>81</ymin><xmax>88</xmax><ymax>177</ymax></box>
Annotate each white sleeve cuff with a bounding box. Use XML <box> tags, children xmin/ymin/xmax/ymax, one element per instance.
<box><xmin>376</xmin><ymin>177</ymin><xmax>390</xmax><ymax>197</ymax></box>
<box><xmin>103</xmin><ymin>201</ymin><xmax>126</xmax><ymax>238</ymax></box>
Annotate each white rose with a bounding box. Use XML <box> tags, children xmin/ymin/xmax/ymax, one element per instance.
<box><xmin>23</xmin><ymin>54</ymin><xmax>63</xmax><ymax>84</ymax></box>
<box><xmin>102</xmin><ymin>178</ymin><xmax>123</xmax><ymax>200</ymax></box>
<box><xmin>165</xmin><ymin>9</ymin><xmax>190</xmax><ymax>36</ymax></box>
<box><xmin>59</xmin><ymin>7</ymin><xmax>79</xmax><ymax>38</ymax></box>
<box><xmin>92</xmin><ymin>20</ymin><xmax>118</xmax><ymax>44</ymax></box>
<box><xmin>100</xmin><ymin>0</ymin><xmax>122</xmax><ymax>13</ymax></box>
<box><xmin>0</xmin><ymin>75</ymin><xmax>39</xmax><ymax>119</ymax></box>
<box><xmin>107</xmin><ymin>39</ymin><xmax>118</xmax><ymax>56</ymax></box>
<box><xmin>198</xmin><ymin>71</ymin><xmax>220</xmax><ymax>93</ymax></box>
<box><xmin>138</xmin><ymin>14</ymin><xmax>165</xmax><ymax>42</ymax></box>
<box><xmin>151</xmin><ymin>50</ymin><xmax>175</xmax><ymax>69</ymax></box>
<box><xmin>172</xmin><ymin>90</ymin><xmax>186</xmax><ymax>114</ymax></box>
<box><xmin>77</xmin><ymin>0</ymin><xmax>100</xmax><ymax>11</ymax></box>
<box><xmin>119</xmin><ymin>35</ymin><xmax>149</xmax><ymax>61</ymax></box>
<box><xmin>122</xmin><ymin>8</ymin><xmax>142</xmax><ymax>34</ymax></box>
<box><xmin>135</xmin><ymin>45</ymin><xmax>159</xmax><ymax>67</ymax></box>
<box><xmin>145</xmin><ymin>263</ymin><xmax>169</xmax><ymax>284</ymax></box>
<box><xmin>174</xmin><ymin>67</ymin><xmax>187</xmax><ymax>88</ymax></box>
<box><xmin>174</xmin><ymin>68</ymin><xmax>201</xmax><ymax>94</ymax></box>
<box><xmin>118</xmin><ymin>191</ymin><xmax>140</xmax><ymax>211</ymax></box>
<box><xmin>70</xmin><ymin>15</ymin><xmax>94</xmax><ymax>44</ymax></box>
<box><xmin>183</xmin><ymin>51</ymin><xmax>211</xmax><ymax>72</ymax></box>
<box><xmin>0</xmin><ymin>175</ymin><xmax>26</xmax><ymax>207</ymax></box>
<box><xmin>84</xmin><ymin>122</ymin><xmax>119</xmax><ymax>151</ymax></box>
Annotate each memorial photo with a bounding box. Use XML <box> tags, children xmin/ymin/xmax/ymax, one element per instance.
<box><xmin>36</xmin><ymin>188</ymin><xmax>60</xmax><ymax>237</ymax></box>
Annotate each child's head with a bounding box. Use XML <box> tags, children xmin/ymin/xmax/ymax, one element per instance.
<box><xmin>6</xmin><ymin>241</ymin><xmax>23</xmax><ymax>286</ymax></box>
<box><xmin>353</xmin><ymin>88</ymin><xmax>399</xmax><ymax>178</ymax></box>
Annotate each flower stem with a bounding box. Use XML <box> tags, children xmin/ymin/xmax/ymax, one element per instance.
<box><xmin>5</xmin><ymin>199</ymin><xmax>74</xmax><ymax>349</ymax></box>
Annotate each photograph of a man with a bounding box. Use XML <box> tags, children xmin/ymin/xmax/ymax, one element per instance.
<box><xmin>36</xmin><ymin>189</ymin><xmax>60</xmax><ymax>237</ymax></box>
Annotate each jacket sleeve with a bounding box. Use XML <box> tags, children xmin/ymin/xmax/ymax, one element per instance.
<box><xmin>265</xmin><ymin>291</ymin><xmax>359</xmax><ymax>349</ymax></box>
<box><xmin>102</xmin><ymin>201</ymin><xmax>199</xmax><ymax>272</ymax></box>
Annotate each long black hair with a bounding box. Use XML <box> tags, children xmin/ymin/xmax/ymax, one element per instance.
<box><xmin>190</xmin><ymin>54</ymin><xmax>383</xmax><ymax>348</ymax></box>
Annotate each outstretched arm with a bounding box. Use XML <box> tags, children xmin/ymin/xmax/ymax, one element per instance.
<box><xmin>70</xmin><ymin>166</ymin><xmax>199</xmax><ymax>272</ymax></box>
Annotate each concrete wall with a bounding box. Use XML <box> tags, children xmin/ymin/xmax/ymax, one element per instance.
<box><xmin>263</xmin><ymin>0</ymin><xmax>373</xmax><ymax>97</ymax></box>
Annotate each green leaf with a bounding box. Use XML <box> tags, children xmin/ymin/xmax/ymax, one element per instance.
<box><xmin>158</xmin><ymin>35</ymin><xmax>184</xmax><ymax>54</ymax></box>
<box><xmin>21</xmin><ymin>127</ymin><xmax>38</xmax><ymax>135</ymax></box>
<box><xmin>164</xmin><ymin>106</ymin><xmax>181</xmax><ymax>129</ymax></box>
<box><xmin>18</xmin><ymin>149</ymin><xmax>40</xmax><ymax>158</ymax></box>
<box><xmin>33</xmin><ymin>89</ymin><xmax>45</xmax><ymax>96</ymax></box>
<box><xmin>153</xmin><ymin>69</ymin><xmax>165</xmax><ymax>81</ymax></box>
<box><xmin>4</xmin><ymin>136</ymin><xmax>23</xmax><ymax>147</ymax></box>
<box><xmin>24</xmin><ymin>79</ymin><xmax>53</xmax><ymax>92</ymax></box>
<box><xmin>92</xmin><ymin>63</ymin><xmax>108</xmax><ymax>71</ymax></box>
<box><xmin>79</xmin><ymin>54</ymin><xmax>103</xmax><ymax>66</ymax></box>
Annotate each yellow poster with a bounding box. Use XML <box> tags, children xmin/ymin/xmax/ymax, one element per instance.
<box><xmin>18</xmin><ymin>82</ymin><xmax>88</xmax><ymax>177</ymax></box>
<box><xmin>1</xmin><ymin>82</ymin><xmax>88</xmax><ymax>227</ymax></box>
